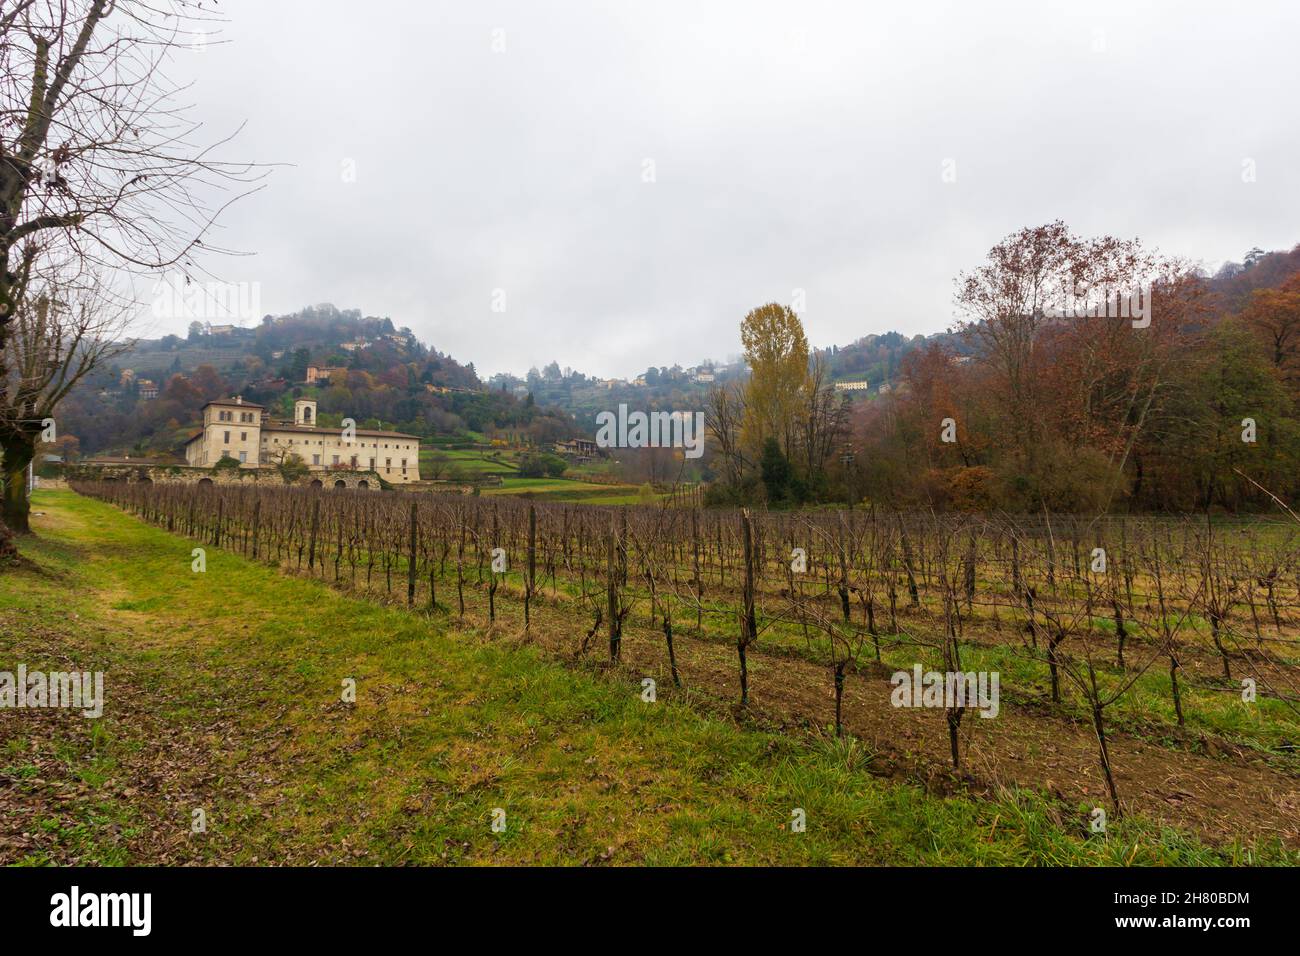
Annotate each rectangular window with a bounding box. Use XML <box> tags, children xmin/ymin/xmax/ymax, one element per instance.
<box><xmin>332</xmin><ymin>455</ymin><xmax>340</xmax><ymax>465</ymax></box>
<box><xmin>239</xmin><ymin>451</ymin><xmax>247</xmax><ymax>463</ymax></box>
<box><xmin>401</xmin><ymin>459</ymin><xmax>407</xmax><ymax>472</ymax></box>
<box><xmin>241</xmin><ymin>432</ymin><xmax>247</xmax><ymax>442</ymax></box>
<box><xmin>386</xmin><ymin>458</ymin><xmax>391</xmax><ymax>469</ymax></box>
<box><xmin>224</xmin><ymin>431</ymin><xmax>230</xmax><ymax>444</ymax></box>
<box><xmin>351</xmin><ymin>455</ymin><xmax>358</xmax><ymax>468</ymax></box>
<box><xmin>313</xmin><ymin>454</ymin><xmax>320</xmax><ymax>465</ymax></box>
<box><xmin>369</xmin><ymin>458</ymin><xmax>375</xmax><ymax>469</ymax></box>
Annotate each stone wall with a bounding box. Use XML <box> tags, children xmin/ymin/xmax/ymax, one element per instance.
<box><xmin>65</xmin><ymin>463</ymin><xmax>383</xmax><ymax>490</ymax></box>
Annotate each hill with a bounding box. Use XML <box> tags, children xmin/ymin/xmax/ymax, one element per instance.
<box><xmin>56</xmin><ymin>305</ymin><xmax>580</xmax><ymax>461</ymax></box>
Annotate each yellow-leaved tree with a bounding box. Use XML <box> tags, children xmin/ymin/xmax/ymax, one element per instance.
<box><xmin>739</xmin><ymin>303</ymin><xmax>811</xmax><ymax>461</ymax></box>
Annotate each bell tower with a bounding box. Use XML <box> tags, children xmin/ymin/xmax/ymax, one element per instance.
<box><xmin>294</xmin><ymin>399</ymin><xmax>317</xmax><ymax>427</ymax></box>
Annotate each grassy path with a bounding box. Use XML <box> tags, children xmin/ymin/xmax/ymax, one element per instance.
<box><xmin>0</xmin><ymin>490</ymin><xmax>1290</xmax><ymax>865</ymax></box>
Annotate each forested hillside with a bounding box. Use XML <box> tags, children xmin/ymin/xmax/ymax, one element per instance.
<box><xmin>51</xmin><ymin>304</ymin><xmax>579</xmax><ymax>460</ymax></box>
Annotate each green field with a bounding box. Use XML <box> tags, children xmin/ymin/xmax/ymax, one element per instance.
<box><xmin>483</xmin><ymin>476</ymin><xmax>660</xmax><ymax>505</ymax></box>
<box><xmin>415</xmin><ymin>447</ymin><xmax>663</xmax><ymax>503</ymax></box>
<box><xmin>419</xmin><ymin>448</ymin><xmax>519</xmax><ymax>478</ymax></box>
<box><xmin>2</xmin><ymin>490</ymin><xmax>1281</xmax><ymax>865</ymax></box>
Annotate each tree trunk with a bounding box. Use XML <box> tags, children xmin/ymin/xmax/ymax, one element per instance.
<box><xmin>1</xmin><ymin>432</ymin><xmax>35</xmax><ymax>535</ymax></box>
<box><xmin>0</xmin><ymin>517</ymin><xmax>17</xmax><ymax>564</ymax></box>
<box><xmin>833</xmin><ymin>661</ymin><xmax>846</xmax><ymax>737</ymax></box>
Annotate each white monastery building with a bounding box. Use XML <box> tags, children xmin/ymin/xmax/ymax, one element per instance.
<box><xmin>184</xmin><ymin>397</ymin><xmax>421</xmax><ymax>483</ymax></box>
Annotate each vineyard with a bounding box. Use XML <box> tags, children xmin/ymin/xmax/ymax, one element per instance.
<box><xmin>69</xmin><ymin>480</ymin><xmax>1300</xmax><ymax>846</ymax></box>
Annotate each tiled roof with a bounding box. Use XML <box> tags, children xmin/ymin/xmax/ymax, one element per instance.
<box><xmin>261</xmin><ymin>422</ymin><xmax>419</xmax><ymax>440</ymax></box>
<box><xmin>81</xmin><ymin>456</ymin><xmax>185</xmax><ymax>466</ymax></box>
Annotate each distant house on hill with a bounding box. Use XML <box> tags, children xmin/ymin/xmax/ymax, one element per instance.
<box><xmin>554</xmin><ymin>438</ymin><xmax>598</xmax><ymax>460</ymax></box>
<box><xmin>137</xmin><ymin>379</ymin><xmax>159</xmax><ymax>400</ymax></box>
<box><xmin>834</xmin><ymin>380</ymin><xmax>870</xmax><ymax>392</ymax></box>
<box><xmin>305</xmin><ymin>364</ymin><xmax>347</xmax><ymax>385</ymax></box>
<box><xmin>206</xmin><ymin>323</ymin><xmax>236</xmax><ymax>336</ymax></box>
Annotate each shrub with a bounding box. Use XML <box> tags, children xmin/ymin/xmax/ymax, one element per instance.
<box><xmin>277</xmin><ymin>453</ymin><xmax>309</xmax><ymax>484</ymax></box>
<box><xmin>517</xmin><ymin>453</ymin><xmax>567</xmax><ymax>478</ymax></box>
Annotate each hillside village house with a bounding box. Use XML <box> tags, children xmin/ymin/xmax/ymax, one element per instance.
<box><xmin>184</xmin><ymin>397</ymin><xmax>421</xmax><ymax>483</ymax></box>
<box><xmin>305</xmin><ymin>364</ymin><xmax>347</xmax><ymax>385</ymax></box>
<box><xmin>554</xmin><ymin>437</ymin><xmax>598</xmax><ymax>460</ymax></box>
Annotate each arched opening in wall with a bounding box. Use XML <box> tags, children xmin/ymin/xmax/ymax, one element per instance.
<box><xmin>198</xmin><ymin>477</ymin><xmax>214</xmax><ymax>487</ymax></box>
<box><xmin>357</xmin><ymin>480</ymin><xmax>369</xmax><ymax>489</ymax></box>
<box><xmin>334</xmin><ymin>479</ymin><xmax>346</xmax><ymax>489</ymax></box>
<box><xmin>303</xmin><ymin>406</ymin><xmax>313</xmax><ymax>423</ymax></box>
<box><xmin>310</xmin><ymin>479</ymin><xmax>323</xmax><ymax>488</ymax></box>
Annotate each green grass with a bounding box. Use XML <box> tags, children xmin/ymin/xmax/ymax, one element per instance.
<box><xmin>420</xmin><ymin>448</ymin><xmax>519</xmax><ymax>478</ymax></box>
<box><xmin>0</xmin><ymin>489</ymin><xmax>1292</xmax><ymax>865</ymax></box>
<box><xmin>484</xmin><ymin>476</ymin><xmax>660</xmax><ymax>504</ymax></box>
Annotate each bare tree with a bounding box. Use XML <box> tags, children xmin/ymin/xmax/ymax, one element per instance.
<box><xmin>0</xmin><ymin>266</ymin><xmax>129</xmax><ymax>530</ymax></box>
<box><xmin>704</xmin><ymin>380</ymin><xmax>747</xmax><ymax>486</ymax></box>
<box><xmin>0</xmin><ymin>0</ymin><xmax>264</xmax><ymax>554</ymax></box>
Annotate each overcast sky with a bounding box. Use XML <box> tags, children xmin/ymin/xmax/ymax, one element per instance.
<box><xmin>141</xmin><ymin>0</ymin><xmax>1300</xmax><ymax>379</ymax></box>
